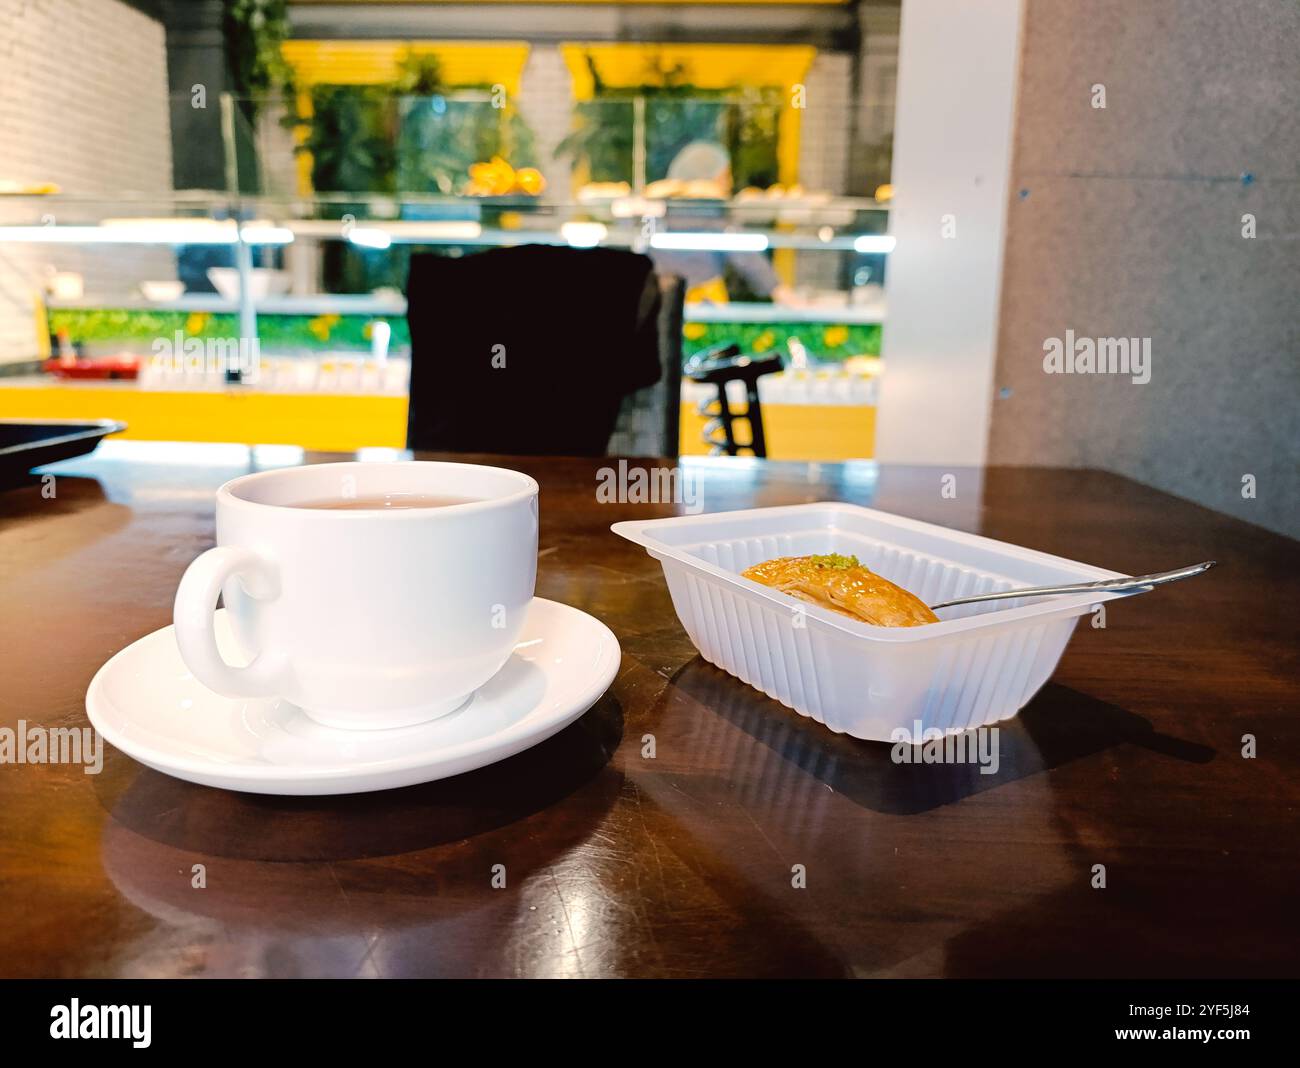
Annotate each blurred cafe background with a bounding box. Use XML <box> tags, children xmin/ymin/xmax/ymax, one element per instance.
<box><xmin>0</xmin><ymin>0</ymin><xmax>1295</xmax><ymax>536</ymax></box>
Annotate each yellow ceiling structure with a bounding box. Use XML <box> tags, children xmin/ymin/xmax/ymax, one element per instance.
<box><xmin>290</xmin><ymin>1</ymin><xmax>847</xmax><ymax>6</ymax></box>
<box><xmin>561</xmin><ymin>43</ymin><xmax>816</xmax><ymax>98</ymax></box>
<box><xmin>282</xmin><ymin>40</ymin><xmax>531</xmax><ymax>94</ymax></box>
<box><xmin>282</xmin><ymin>37</ymin><xmax>817</xmax><ymax>193</ymax></box>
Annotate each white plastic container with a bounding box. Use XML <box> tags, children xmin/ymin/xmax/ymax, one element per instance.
<box><xmin>612</xmin><ymin>503</ymin><xmax>1126</xmax><ymax>741</ymax></box>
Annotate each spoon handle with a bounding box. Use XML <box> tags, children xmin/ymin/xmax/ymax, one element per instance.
<box><xmin>929</xmin><ymin>560</ymin><xmax>1215</xmax><ymax>611</ymax></box>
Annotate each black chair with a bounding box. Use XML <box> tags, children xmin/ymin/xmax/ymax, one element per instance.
<box><xmin>607</xmin><ymin>273</ymin><xmax>685</xmax><ymax>457</ymax></box>
<box><xmin>405</xmin><ymin>246</ymin><xmax>679</xmax><ymax>456</ymax></box>
<box><xmin>686</xmin><ymin>345</ymin><xmax>784</xmax><ymax>457</ymax></box>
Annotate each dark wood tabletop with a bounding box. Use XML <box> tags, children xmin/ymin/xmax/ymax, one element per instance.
<box><xmin>1</xmin><ymin>442</ymin><xmax>1295</xmax><ymax>979</ymax></box>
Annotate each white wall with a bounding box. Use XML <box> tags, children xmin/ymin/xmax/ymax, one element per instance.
<box><xmin>0</xmin><ymin>0</ymin><xmax>174</xmax><ymax>363</ymax></box>
<box><xmin>874</xmin><ymin>0</ymin><xmax>1024</xmax><ymax>465</ymax></box>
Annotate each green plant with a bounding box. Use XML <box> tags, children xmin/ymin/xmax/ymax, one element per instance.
<box><xmin>297</xmin><ymin>51</ymin><xmax>539</xmax><ymax>199</ymax></box>
<box><xmin>291</xmin><ymin>49</ymin><xmax>542</xmax><ymax>293</ymax></box>
<box><xmin>222</xmin><ymin>0</ymin><xmax>296</xmax><ymax>192</ymax></box>
<box><xmin>222</xmin><ymin>0</ymin><xmax>296</xmax><ymax>107</ymax></box>
<box><xmin>393</xmin><ymin>52</ymin><xmax>538</xmax><ymax>195</ymax></box>
<box><xmin>302</xmin><ymin>87</ymin><xmax>397</xmax><ymax>195</ymax></box>
<box><xmin>297</xmin><ymin>87</ymin><xmax>399</xmax><ymax>294</ymax></box>
<box><xmin>393</xmin><ymin>52</ymin><xmax>446</xmax><ymax>97</ymax></box>
<box><xmin>681</xmin><ymin>320</ymin><xmax>881</xmax><ymax>363</ymax></box>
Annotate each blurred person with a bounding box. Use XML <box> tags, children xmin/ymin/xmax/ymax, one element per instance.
<box><xmin>650</xmin><ymin>140</ymin><xmax>802</xmax><ymax>306</ymax></box>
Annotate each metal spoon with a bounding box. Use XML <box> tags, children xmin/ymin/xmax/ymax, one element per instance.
<box><xmin>928</xmin><ymin>560</ymin><xmax>1216</xmax><ymax>611</ymax></box>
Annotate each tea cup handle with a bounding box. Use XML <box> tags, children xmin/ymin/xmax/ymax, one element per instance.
<box><xmin>174</xmin><ymin>546</ymin><xmax>288</xmax><ymax>698</ymax></box>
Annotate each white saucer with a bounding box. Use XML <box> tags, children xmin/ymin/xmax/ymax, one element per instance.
<box><xmin>86</xmin><ymin>598</ymin><xmax>620</xmax><ymax>795</ymax></box>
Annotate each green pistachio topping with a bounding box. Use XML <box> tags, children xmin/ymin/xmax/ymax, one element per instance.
<box><xmin>808</xmin><ymin>553</ymin><xmax>860</xmax><ymax>570</ymax></box>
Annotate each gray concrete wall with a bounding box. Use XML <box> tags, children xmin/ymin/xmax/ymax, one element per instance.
<box><xmin>989</xmin><ymin>0</ymin><xmax>1299</xmax><ymax>538</ymax></box>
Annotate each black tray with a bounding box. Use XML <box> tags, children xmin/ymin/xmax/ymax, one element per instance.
<box><xmin>0</xmin><ymin>419</ymin><xmax>126</xmax><ymax>484</ymax></box>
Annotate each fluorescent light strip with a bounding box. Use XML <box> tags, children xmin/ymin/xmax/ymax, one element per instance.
<box><xmin>650</xmin><ymin>232</ymin><xmax>769</xmax><ymax>252</ymax></box>
<box><xmin>238</xmin><ymin>225</ymin><xmax>294</xmax><ymax>245</ymax></box>
<box><xmin>0</xmin><ymin>226</ymin><xmax>108</xmax><ymax>243</ymax></box>
<box><xmin>383</xmin><ymin>221</ymin><xmax>482</xmax><ymax>240</ymax></box>
<box><xmin>329</xmin><ymin>221</ymin><xmax>484</xmax><ymax>245</ymax></box>
<box><xmin>560</xmin><ymin>221</ymin><xmax>608</xmax><ymax>248</ymax></box>
<box><xmin>0</xmin><ymin>222</ymin><xmax>292</xmax><ymax>245</ymax></box>
<box><xmin>853</xmin><ymin>234</ymin><xmax>897</xmax><ymax>253</ymax></box>
<box><xmin>347</xmin><ymin>227</ymin><xmax>393</xmax><ymax>250</ymax></box>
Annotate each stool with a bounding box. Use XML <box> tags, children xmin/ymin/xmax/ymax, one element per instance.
<box><xmin>686</xmin><ymin>346</ymin><xmax>784</xmax><ymax>457</ymax></box>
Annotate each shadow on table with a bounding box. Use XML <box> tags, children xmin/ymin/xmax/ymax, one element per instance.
<box><xmin>668</xmin><ymin>659</ymin><xmax>1214</xmax><ymax>815</ymax></box>
<box><xmin>95</xmin><ymin>693</ymin><xmax>624</xmax><ymax>863</ymax></box>
<box><xmin>0</xmin><ymin>472</ymin><xmax>113</xmax><ymax>515</ymax></box>
<box><xmin>934</xmin><ymin>863</ymin><xmax>1298</xmax><ymax>978</ymax></box>
<box><xmin>87</xmin><ymin>698</ymin><xmax>624</xmax><ymax>962</ymax></box>
<box><xmin>0</xmin><ymin>476</ymin><xmax>136</xmax><ymax>576</ymax></box>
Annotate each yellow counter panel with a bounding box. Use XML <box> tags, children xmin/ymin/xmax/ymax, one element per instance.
<box><xmin>0</xmin><ymin>382</ymin><xmax>875</xmax><ymax>460</ymax></box>
<box><xmin>0</xmin><ymin>383</ymin><xmax>409</xmax><ymax>452</ymax></box>
<box><xmin>678</xmin><ymin>402</ymin><xmax>875</xmax><ymax>461</ymax></box>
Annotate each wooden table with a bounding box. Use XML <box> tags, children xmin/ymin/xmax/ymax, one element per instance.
<box><xmin>1</xmin><ymin>442</ymin><xmax>1295</xmax><ymax>978</ymax></box>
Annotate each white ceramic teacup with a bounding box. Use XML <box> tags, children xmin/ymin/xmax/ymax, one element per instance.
<box><xmin>173</xmin><ymin>461</ymin><xmax>539</xmax><ymax>729</ymax></box>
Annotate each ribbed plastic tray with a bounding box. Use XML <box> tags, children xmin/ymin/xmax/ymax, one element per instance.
<box><xmin>613</xmin><ymin>503</ymin><xmax>1124</xmax><ymax>740</ymax></box>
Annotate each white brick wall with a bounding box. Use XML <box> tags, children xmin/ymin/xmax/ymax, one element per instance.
<box><xmin>0</xmin><ymin>0</ymin><xmax>174</xmax><ymax>363</ymax></box>
<box><xmin>517</xmin><ymin>45</ymin><xmax>573</xmax><ymax>202</ymax></box>
<box><xmin>796</xmin><ymin>52</ymin><xmax>854</xmax><ymax>291</ymax></box>
<box><xmin>798</xmin><ymin>52</ymin><xmax>853</xmax><ymax>197</ymax></box>
<box><xmin>854</xmin><ymin>3</ymin><xmax>901</xmax><ymax>194</ymax></box>
<box><xmin>255</xmin><ymin>98</ymin><xmax>302</xmax><ymax>200</ymax></box>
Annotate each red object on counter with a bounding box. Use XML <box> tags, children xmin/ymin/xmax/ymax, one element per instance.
<box><xmin>42</xmin><ymin>353</ymin><xmax>140</xmax><ymax>380</ymax></box>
